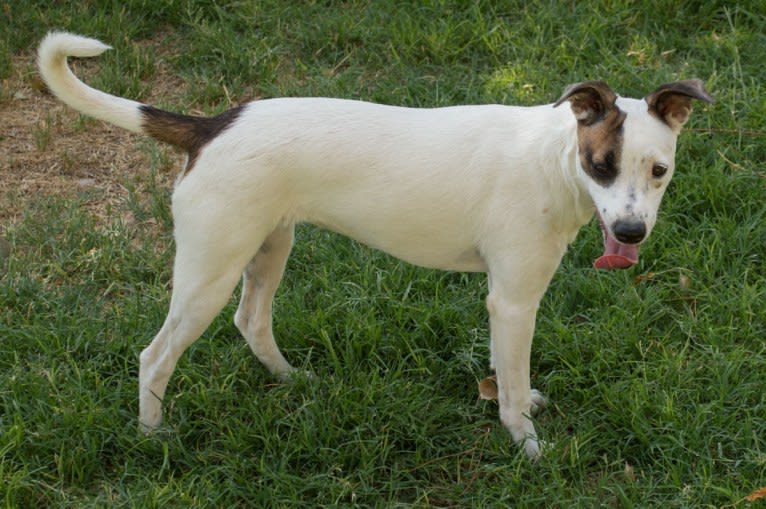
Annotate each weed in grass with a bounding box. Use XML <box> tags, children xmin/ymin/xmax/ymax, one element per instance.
<box><xmin>32</xmin><ymin>114</ymin><xmax>53</xmax><ymax>151</ymax></box>
<box><xmin>93</xmin><ymin>41</ymin><xmax>156</xmax><ymax>102</ymax></box>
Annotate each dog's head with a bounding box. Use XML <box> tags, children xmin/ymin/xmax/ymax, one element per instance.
<box><xmin>554</xmin><ymin>80</ymin><xmax>714</xmax><ymax>269</ymax></box>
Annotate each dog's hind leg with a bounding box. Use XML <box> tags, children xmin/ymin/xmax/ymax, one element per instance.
<box><xmin>234</xmin><ymin>223</ymin><xmax>296</xmax><ymax>377</ymax></box>
<box><xmin>139</xmin><ymin>272</ymin><xmax>244</xmax><ymax>431</ymax></box>
<box><xmin>138</xmin><ymin>214</ymin><xmax>267</xmax><ymax>431</ymax></box>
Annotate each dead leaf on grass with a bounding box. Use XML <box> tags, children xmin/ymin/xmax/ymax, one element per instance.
<box><xmin>634</xmin><ymin>272</ymin><xmax>655</xmax><ymax>284</ymax></box>
<box><xmin>624</xmin><ymin>462</ymin><xmax>636</xmax><ymax>482</ymax></box>
<box><xmin>746</xmin><ymin>486</ymin><xmax>766</xmax><ymax>501</ymax></box>
<box><xmin>478</xmin><ymin>375</ymin><xmax>498</xmax><ymax>400</ymax></box>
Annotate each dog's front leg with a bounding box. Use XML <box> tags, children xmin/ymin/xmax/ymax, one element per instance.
<box><xmin>486</xmin><ymin>286</ymin><xmax>542</xmax><ymax>460</ymax></box>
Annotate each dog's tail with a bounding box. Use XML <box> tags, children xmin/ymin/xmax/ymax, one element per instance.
<box><xmin>37</xmin><ymin>32</ymin><xmax>147</xmax><ymax>134</ymax></box>
<box><xmin>37</xmin><ymin>32</ymin><xmax>240</xmax><ymax>154</ymax></box>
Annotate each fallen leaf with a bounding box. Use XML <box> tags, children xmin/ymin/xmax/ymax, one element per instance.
<box><xmin>634</xmin><ymin>272</ymin><xmax>655</xmax><ymax>284</ymax></box>
<box><xmin>624</xmin><ymin>462</ymin><xmax>636</xmax><ymax>482</ymax></box>
<box><xmin>29</xmin><ymin>75</ymin><xmax>49</xmax><ymax>93</ymax></box>
<box><xmin>478</xmin><ymin>375</ymin><xmax>498</xmax><ymax>400</ymax></box>
<box><xmin>746</xmin><ymin>486</ymin><xmax>766</xmax><ymax>501</ymax></box>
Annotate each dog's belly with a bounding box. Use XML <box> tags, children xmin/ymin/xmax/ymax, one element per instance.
<box><xmin>309</xmin><ymin>215</ymin><xmax>489</xmax><ymax>273</ymax></box>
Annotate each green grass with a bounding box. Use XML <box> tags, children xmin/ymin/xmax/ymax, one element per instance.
<box><xmin>2</xmin><ymin>0</ymin><xmax>766</xmax><ymax>507</ymax></box>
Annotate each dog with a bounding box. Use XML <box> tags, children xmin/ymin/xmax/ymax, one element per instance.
<box><xmin>37</xmin><ymin>32</ymin><xmax>713</xmax><ymax>459</ymax></box>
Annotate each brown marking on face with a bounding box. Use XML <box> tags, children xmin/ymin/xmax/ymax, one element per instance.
<box><xmin>140</xmin><ymin>105</ymin><xmax>245</xmax><ymax>173</ymax></box>
<box><xmin>576</xmin><ymin>107</ymin><xmax>626</xmax><ymax>186</ymax></box>
<box><xmin>554</xmin><ymin>81</ymin><xmax>627</xmax><ymax>186</ymax></box>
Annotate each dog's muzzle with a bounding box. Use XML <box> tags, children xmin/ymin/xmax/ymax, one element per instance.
<box><xmin>593</xmin><ymin>215</ymin><xmax>641</xmax><ymax>270</ymax></box>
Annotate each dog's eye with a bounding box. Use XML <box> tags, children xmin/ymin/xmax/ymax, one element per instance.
<box><xmin>652</xmin><ymin>163</ymin><xmax>668</xmax><ymax>178</ymax></box>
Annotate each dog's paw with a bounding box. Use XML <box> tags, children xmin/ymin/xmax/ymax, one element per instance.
<box><xmin>530</xmin><ymin>389</ymin><xmax>547</xmax><ymax>415</ymax></box>
<box><xmin>521</xmin><ymin>435</ymin><xmax>544</xmax><ymax>461</ymax></box>
<box><xmin>138</xmin><ymin>403</ymin><xmax>163</xmax><ymax>434</ymax></box>
<box><xmin>277</xmin><ymin>368</ymin><xmax>315</xmax><ymax>383</ymax></box>
<box><xmin>138</xmin><ymin>419</ymin><xmax>162</xmax><ymax>435</ymax></box>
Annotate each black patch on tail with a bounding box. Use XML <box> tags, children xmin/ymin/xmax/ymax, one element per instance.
<box><xmin>140</xmin><ymin>105</ymin><xmax>245</xmax><ymax>172</ymax></box>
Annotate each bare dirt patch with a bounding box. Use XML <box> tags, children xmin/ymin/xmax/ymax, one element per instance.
<box><xmin>0</xmin><ymin>34</ymin><xmax>188</xmax><ymax>228</ymax></box>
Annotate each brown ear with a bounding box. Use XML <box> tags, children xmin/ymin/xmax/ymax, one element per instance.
<box><xmin>645</xmin><ymin>79</ymin><xmax>714</xmax><ymax>132</ymax></box>
<box><xmin>553</xmin><ymin>81</ymin><xmax>618</xmax><ymax>126</ymax></box>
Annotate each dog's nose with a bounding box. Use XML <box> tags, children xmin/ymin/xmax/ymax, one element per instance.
<box><xmin>612</xmin><ymin>220</ymin><xmax>646</xmax><ymax>244</ymax></box>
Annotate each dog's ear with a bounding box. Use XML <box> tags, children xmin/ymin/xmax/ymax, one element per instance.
<box><xmin>645</xmin><ymin>80</ymin><xmax>714</xmax><ymax>133</ymax></box>
<box><xmin>553</xmin><ymin>81</ymin><xmax>618</xmax><ymax>126</ymax></box>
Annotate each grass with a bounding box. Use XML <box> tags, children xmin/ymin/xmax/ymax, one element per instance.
<box><xmin>1</xmin><ymin>0</ymin><xmax>765</xmax><ymax>507</ymax></box>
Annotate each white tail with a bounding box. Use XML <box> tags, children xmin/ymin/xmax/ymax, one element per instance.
<box><xmin>37</xmin><ymin>32</ymin><xmax>144</xmax><ymax>133</ymax></box>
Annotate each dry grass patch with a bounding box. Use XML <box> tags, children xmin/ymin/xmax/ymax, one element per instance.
<box><xmin>0</xmin><ymin>35</ymin><xmax>189</xmax><ymax>228</ymax></box>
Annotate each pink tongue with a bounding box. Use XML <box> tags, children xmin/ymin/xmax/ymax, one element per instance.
<box><xmin>593</xmin><ymin>218</ymin><xmax>640</xmax><ymax>270</ymax></box>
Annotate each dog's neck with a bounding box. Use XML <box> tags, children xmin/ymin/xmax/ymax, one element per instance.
<box><xmin>535</xmin><ymin>104</ymin><xmax>596</xmax><ymax>242</ymax></box>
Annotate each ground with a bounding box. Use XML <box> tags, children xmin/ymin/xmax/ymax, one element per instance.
<box><xmin>0</xmin><ymin>41</ymin><xmax>183</xmax><ymax>228</ymax></box>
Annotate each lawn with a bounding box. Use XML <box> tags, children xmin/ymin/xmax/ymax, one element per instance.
<box><xmin>1</xmin><ymin>1</ymin><xmax>765</xmax><ymax>507</ymax></box>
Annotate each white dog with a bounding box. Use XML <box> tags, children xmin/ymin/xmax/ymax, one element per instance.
<box><xmin>38</xmin><ymin>32</ymin><xmax>713</xmax><ymax>459</ymax></box>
